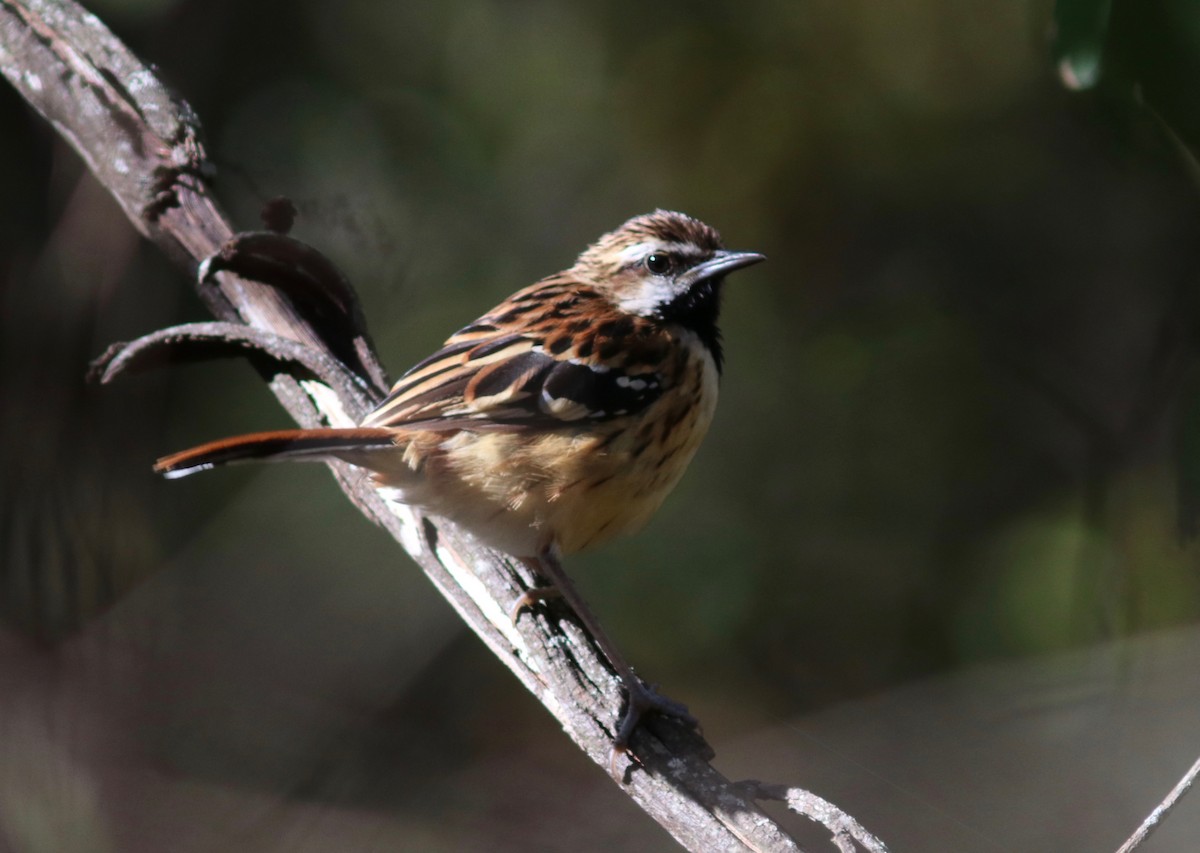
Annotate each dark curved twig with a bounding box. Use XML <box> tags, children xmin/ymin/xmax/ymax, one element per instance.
<box><xmin>198</xmin><ymin>231</ymin><xmax>390</xmax><ymax>396</ymax></box>
<box><xmin>88</xmin><ymin>321</ymin><xmax>380</xmax><ymax>422</ymax></box>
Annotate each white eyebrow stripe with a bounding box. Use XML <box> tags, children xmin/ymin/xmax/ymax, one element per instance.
<box><xmin>617</xmin><ymin>241</ymin><xmax>706</xmax><ymax>264</ymax></box>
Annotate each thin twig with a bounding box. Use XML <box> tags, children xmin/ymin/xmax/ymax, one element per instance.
<box><xmin>747</xmin><ymin>782</ymin><xmax>890</xmax><ymax>853</ymax></box>
<box><xmin>88</xmin><ymin>320</ymin><xmax>379</xmax><ymax>420</ymax></box>
<box><xmin>1116</xmin><ymin>754</ymin><xmax>1200</xmax><ymax>853</ymax></box>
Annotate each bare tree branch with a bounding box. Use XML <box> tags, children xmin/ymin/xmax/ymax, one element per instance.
<box><xmin>1116</xmin><ymin>754</ymin><xmax>1200</xmax><ymax>853</ymax></box>
<box><xmin>0</xmin><ymin>1</ymin><xmax>887</xmax><ymax>849</ymax></box>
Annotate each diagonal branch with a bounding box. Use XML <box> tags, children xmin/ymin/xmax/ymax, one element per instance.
<box><xmin>1116</xmin><ymin>754</ymin><xmax>1200</xmax><ymax>853</ymax></box>
<box><xmin>0</xmin><ymin>1</ymin><xmax>886</xmax><ymax>849</ymax></box>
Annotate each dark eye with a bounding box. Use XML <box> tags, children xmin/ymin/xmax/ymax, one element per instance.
<box><xmin>645</xmin><ymin>253</ymin><xmax>673</xmax><ymax>275</ymax></box>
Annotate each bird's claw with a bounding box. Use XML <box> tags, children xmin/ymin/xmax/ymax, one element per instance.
<box><xmin>609</xmin><ymin>681</ymin><xmax>697</xmax><ymax>777</ymax></box>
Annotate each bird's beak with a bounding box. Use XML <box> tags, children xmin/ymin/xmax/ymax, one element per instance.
<box><xmin>684</xmin><ymin>250</ymin><xmax>766</xmax><ymax>286</ymax></box>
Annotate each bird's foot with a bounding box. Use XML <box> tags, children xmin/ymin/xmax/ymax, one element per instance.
<box><xmin>610</xmin><ymin>679</ymin><xmax>697</xmax><ymax>777</ymax></box>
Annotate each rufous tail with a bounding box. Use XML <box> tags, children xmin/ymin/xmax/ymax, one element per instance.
<box><xmin>153</xmin><ymin>428</ymin><xmax>399</xmax><ymax>479</ymax></box>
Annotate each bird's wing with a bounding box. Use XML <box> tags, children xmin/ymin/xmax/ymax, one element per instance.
<box><xmin>362</xmin><ymin>278</ymin><xmax>668</xmax><ymax>431</ymax></box>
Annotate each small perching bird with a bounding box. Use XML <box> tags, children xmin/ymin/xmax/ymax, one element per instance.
<box><xmin>155</xmin><ymin>210</ymin><xmax>764</xmax><ymax>765</ymax></box>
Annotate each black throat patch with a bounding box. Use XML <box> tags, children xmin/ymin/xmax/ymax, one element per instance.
<box><xmin>657</xmin><ymin>277</ymin><xmax>724</xmax><ymax>373</ymax></box>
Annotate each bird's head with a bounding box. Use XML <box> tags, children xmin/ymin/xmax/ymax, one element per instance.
<box><xmin>573</xmin><ymin>210</ymin><xmax>764</xmax><ymax>367</ymax></box>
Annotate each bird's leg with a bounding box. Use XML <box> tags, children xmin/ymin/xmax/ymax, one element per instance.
<box><xmin>523</xmin><ymin>548</ymin><xmax>696</xmax><ymax>771</ymax></box>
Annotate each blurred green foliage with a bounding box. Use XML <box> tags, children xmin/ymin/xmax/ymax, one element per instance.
<box><xmin>5</xmin><ymin>0</ymin><xmax>1200</xmax><ymax>846</ymax></box>
<box><xmin>5</xmin><ymin>0</ymin><xmax>1200</xmax><ymax>689</ymax></box>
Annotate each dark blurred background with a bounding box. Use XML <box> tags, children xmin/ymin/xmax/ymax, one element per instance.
<box><xmin>5</xmin><ymin>0</ymin><xmax>1200</xmax><ymax>849</ymax></box>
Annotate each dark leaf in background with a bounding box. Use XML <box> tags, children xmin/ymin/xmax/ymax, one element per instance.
<box><xmin>1053</xmin><ymin>0</ymin><xmax>1114</xmax><ymax>90</ymax></box>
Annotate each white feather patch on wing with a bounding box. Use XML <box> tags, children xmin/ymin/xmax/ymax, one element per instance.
<box><xmin>540</xmin><ymin>388</ymin><xmax>592</xmax><ymax>420</ymax></box>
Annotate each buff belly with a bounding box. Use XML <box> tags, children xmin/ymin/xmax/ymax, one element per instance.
<box><xmin>370</xmin><ymin>353</ymin><xmax>719</xmax><ymax>558</ymax></box>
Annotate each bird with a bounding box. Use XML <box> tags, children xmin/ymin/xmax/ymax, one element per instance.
<box><xmin>155</xmin><ymin>209</ymin><xmax>765</xmax><ymax>765</ymax></box>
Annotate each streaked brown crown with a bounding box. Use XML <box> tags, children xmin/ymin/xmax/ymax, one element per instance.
<box><xmin>573</xmin><ymin>210</ymin><xmax>725</xmax><ymax>280</ymax></box>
